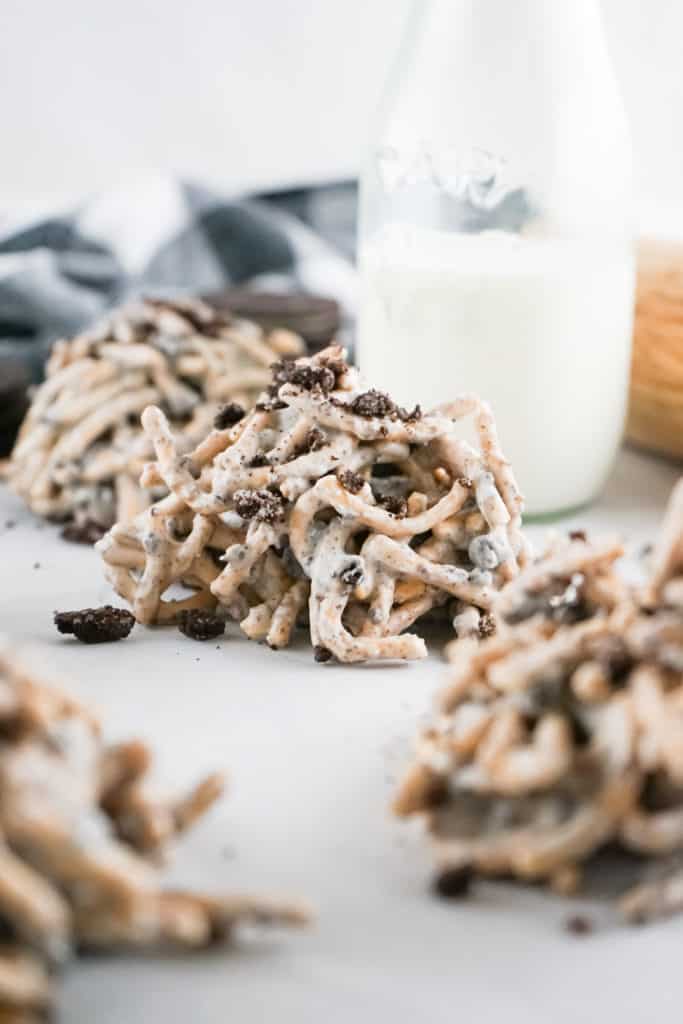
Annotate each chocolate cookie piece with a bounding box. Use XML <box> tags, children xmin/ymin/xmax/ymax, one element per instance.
<box><xmin>378</xmin><ymin>495</ymin><xmax>408</xmax><ymax>518</ymax></box>
<box><xmin>214</xmin><ymin>403</ymin><xmax>245</xmax><ymax>430</ymax></box>
<box><xmin>269</xmin><ymin>357</ymin><xmax>344</xmax><ymax>396</ymax></box>
<box><xmin>178</xmin><ymin>610</ymin><xmax>226</xmax><ymax>641</ymax></box>
<box><xmin>432</xmin><ymin>866</ymin><xmax>473</xmax><ymax>900</ymax></box>
<box><xmin>61</xmin><ymin>519</ymin><xmax>108</xmax><ymax>545</ymax></box>
<box><xmin>564</xmin><ymin>914</ymin><xmax>594</xmax><ymax>936</ymax></box>
<box><xmin>234</xmin><ymin>489</ymin><xmax>286</xmax><ymax>524</ymax></box>
<box><xmin>205</xmin><ymin>289</ymin><xmax>341</xmax><ymax>352</ymax></box>
<box><xmin>54</xmin><ymin>606</ymin><xmax>135</xmax><ymax>644</ymax></box>
<box><xmin>337</xmin><ymin>469</ymin><xmax>365</xmax><ymax>495</ymax></box>
<box><xmin>347</xmin><ymin>389</ymin><xmax>421</xmax><ymax>422</ymax></box>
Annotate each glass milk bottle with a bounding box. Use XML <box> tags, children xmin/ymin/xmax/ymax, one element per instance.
<box><xmin>358</xmin><ymin>0</ymin><xmax>635</xmax><ymax>517</ymax></box>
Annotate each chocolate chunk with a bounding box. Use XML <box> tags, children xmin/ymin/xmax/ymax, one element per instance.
<box><xmin>478</xmin><ymin>613</ymin><xmax>497</xmax><ymax>638</ymax></box>
<box><xmin>338</xmin><ymin>559</ymin><xmax>364</xmax><ymax>587</ymax></box>
<box><xmin>432</xmin><ymin>866</ymin><xmax>473</xmax><ymax>900</ymax></box>
<box><xmin>234</xmin><ymin>488</ymin><xmax>286</xmax><ymax>524</ymax></box>
<box><xmin>564</xmin><ymin>914</ymin><xmax>594</xmax><ymax>936</ymax></box>
<box><xmin>178</xmin><ymin>610</ymin><xmax>226</xmax><ymax>641</ymax></box>
<box><xmin>214</xmin><ymin>403</ymin><xmax>245</xmax><ymax>429</ymax></box>
<box><xmin>313</xmin><ymin>645</ymin><xmax>333</xmax><ymax>663</ymax></box>
<box><xmin>379</xmin><ymin>495</ymin><xmax>408</xmax><ymax>518</ymax></box>
<box><xmin>338</xmin><ymin>469</ymin><xmax>366</xmax><ymax>495</ymax></box>
<box><xmin>348</xmin><ymin>389</ymin><xmax>422</xmax><ymax>422</ymax></box>
<box><xmin>247</xmin><ymin>453</ymin><xmax>270</xmax><ymax>468</ymax></box>
<box><xmin>54</xmin><ymin>606</ymin><xmax>135</xmax><ymax>644</ymax></box>
<box><xmin>61</xmin><ymin>519</ymin><xmax>108</xmax><ymax>546</ymax></box>
<box><xmin>569</xmin><ymin>530</ymin><xmax>588</xmax><ymax>543</ymax></box>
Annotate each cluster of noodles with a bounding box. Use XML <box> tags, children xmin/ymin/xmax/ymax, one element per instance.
<box><xmin>98</xmin><ymin>346</ymin><xmax>530</xmax><ymax>663</ymax></box>
<box><xmin>0</xmin><ymin>641</ymin><xmax>307</xmax><ymax>1020</ymax></box>
<box><xmin>395</xmin><ymin>480</ymin><xmax>683</xmax><ymax>924</ymax></box>
<box><xmin>7</xmin><ymin>297</ymin><xmax>304</xmax><ymax>531</ymax></box>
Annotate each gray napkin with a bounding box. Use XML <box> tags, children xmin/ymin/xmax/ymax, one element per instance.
<box><xmin>0</xmin><ymin>174</ymin><xmax>357</xmax><ymax>379</ymax></box>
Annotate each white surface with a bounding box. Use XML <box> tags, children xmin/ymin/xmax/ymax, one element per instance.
<box><xmin>0</xmin><ymin>446</ymin><xmax>681</xmax><ymax>1022</ymax></box>
<box><xmin>1</xmin><ymin>0</ymin><xmax>683</xmax><ymax>223</ymax></box>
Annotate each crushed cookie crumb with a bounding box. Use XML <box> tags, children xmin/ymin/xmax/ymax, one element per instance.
<box><xmin>247</xmin><ymin>453</ymin><xmax>270</xmax><ymax>468</ymax></box>
<box><xmin>314</xmin><ymin>645</ymin><xmax>333</xmax><ymax>663</ymax></box>
<box><xmin>379</xmin><ymin>495</ymin><xmax>408</xmax><ymax>518</ymax></box>
<box><xmin>338</xmin><ymin>469</ymin><xmax>366</xmax><ymax>495</ymax></box>
<box><xmin>214</xmin><ymin>403</ymin><xmax>245</xmax><ymax>429</ymax></box>
<box><xmin>269</xmin><ymin>358</ymin><xmax>344</xmax><ymax>397</ymax></box>
<box><xmin>432</xmin><ymin>866</ymin><xmax>473</xmax><ymax>900</ymax></box>
<box><xmin>54</xmin><ymin>606</ymin><xmax>135</xmax><ymax>644</ymax></box>
<box><xmin>564</xmin><ymin>914</ymin><xmax>594</xmax><ymax>936</ymax></box>
<box><xmin>178</xmin><ymin>610</ymin><xmax>226</xmax><ymax>642</ymax></box>
<box><xmin>234</xmin><ymin>488</ymin><xmax>286</xmax><ymax>524</ymax></box>
<box><xmin>61</xmin><ymin>519</ymin><xmax>107</xmax><ymax>546</ymax></box>
<box><xmin>347</xmin><ymin>389</ymin><xmax>422</xmax><ymax>422</ymax></box>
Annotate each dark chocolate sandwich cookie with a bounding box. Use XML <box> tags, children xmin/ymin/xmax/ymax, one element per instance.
<box><xmin>205</xmin><ymin>289</ymin><xmax>340</xmax><ymax>352</ymax></box>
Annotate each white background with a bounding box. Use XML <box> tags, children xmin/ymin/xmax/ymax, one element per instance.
<box><xmin>0</xmin><ymin>0</ymin><xmax>682</xmax><ymax>223</ymax></box>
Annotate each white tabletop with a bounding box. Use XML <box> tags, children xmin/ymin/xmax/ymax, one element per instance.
<box><xmin>0</xmin><ymin>446</ymin><xmax>681</xmax><ymax>1024</ymax></box>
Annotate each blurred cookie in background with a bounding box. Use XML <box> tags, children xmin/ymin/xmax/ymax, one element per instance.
<box><xmin>205</xmin><ymin>288</ymin><xmax>341</xmax><ymax>353</ymax></box>
<box><xmin>0</xmin><ymin>356</ymin><xmax>30</xmax><ymax>456</ymax></box>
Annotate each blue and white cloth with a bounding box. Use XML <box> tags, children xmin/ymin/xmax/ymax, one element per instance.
<box><xmin>0</xmin><ymin>174</ymin><xmax>357</xmax><ymax>377</ymax></box>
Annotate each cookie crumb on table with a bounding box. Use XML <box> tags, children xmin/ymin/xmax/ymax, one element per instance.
<box><xmin>564</xmin><ymin>914</ymin><xmax>594</xmax><ymax>936</ymax></box>
<box><xmin>178</xmin><ymin>610</ymin><xmax>226</xmax><ymax>641</ymax></box>
<box><xmin>61</xmin><ymin>518</ymin><xmax>107</xmax><ymax>545</ymax></box>
<box><xmin>54</xmin><ymin>606</ymin><xmax>135</xmax><ymax>644</ymax></box>
<box><xmin>432</xmin><ymin>866</ymin><xmax>473</xmax><ymax>900</ymax></box>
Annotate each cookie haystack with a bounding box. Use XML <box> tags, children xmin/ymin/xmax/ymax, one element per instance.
<box><xmin>7</xmin><ymin>297</ymin><xmax>303</xmax><ymax>534</ymax></box>
<box><xmin>395</xmin><ymin>480</ymin><xmax>683</xmax><ymax>924</ymax></box>
<box><xmin>0</xmin><ymin>642</ymin><xmax>307</xmax><ymax>1018</ymax></box>
<box><xmin>99</xmin><ymin>346</ymin><xmax>529</xmax><ymax>662</ymax></box>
